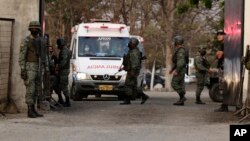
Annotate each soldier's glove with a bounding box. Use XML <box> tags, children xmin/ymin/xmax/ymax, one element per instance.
<box><xmin>21</xmin><ymin>69</ymin><xmax>27</xmax><ymax>80</ymax></box>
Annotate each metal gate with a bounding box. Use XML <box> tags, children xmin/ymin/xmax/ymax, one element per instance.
<box><xmin>0</xmin><ymin>18</ymin><xmax>14</xmax><ymax>109</ymax></box>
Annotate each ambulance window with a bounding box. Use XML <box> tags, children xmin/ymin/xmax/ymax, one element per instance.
<box><xmin>72</xmin><ymin>39</ymin><xmax>76</xmax><ymax>59</ymax></box>
<box><xmin>78</xmin><ymin>37</ymin><xmax>129</xmax><ymax>57</ymax></box>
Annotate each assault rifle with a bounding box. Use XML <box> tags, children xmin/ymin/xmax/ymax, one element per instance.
<box><xmin>114</xmin><ymin>54</ymin><xmax>128</xmax><ymax>75</ymax></box>
<box><xmin>35</xmin><ymin>34</ymin><xmax>50</xmax><ymax>110</ymax></box>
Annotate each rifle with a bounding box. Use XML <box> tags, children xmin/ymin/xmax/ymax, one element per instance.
<box><xmin>35</xmin><ymin>35</ymin><xmax>50</xmax><ymax>110</ymax></box>
<box><xmin>114</xmin><ymin>54</ymin><xmax>128</xmax><ymax>75</ymax></box>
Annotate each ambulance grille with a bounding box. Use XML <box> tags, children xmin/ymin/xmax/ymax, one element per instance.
<box><xmin>91</xmin><ymin>75</ymin><xmax>122</xmax><ymax>81</ymax></box>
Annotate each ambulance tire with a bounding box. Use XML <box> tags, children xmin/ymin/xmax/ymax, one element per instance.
<box><xmin>118</xmin><ymin>95</ymin><xmax>125</xmax><ymax>101</ymax></box>
<box><xmin>209</xmin><ymin>83</ymin><xmax>223</xmax><ymax>102</ymax></box>
<box><xmin>71</xmin><ymin>84</ymin><xmax>83</xmax><ymax>101</ymax></box>
<box><xmin>95</xmin><ymin>94</ymin><xmax>101</xmax><ymax>98</ymax></box>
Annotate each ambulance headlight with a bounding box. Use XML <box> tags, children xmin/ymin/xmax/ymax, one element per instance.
<box><xmin>76</xmin><ymin>72</ymin><xmax>91</xmax><ymax>80</ymax></box>
<box><xmin>121</xmin><ymin>74</ymin><xmax>127</xmax><ymax>81</ymax></box>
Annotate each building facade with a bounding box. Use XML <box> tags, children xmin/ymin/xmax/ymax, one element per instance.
<box><xmin>0</xmin><ymin>0</ymin><xmax>39</xmax><ymax>112</ymax></box>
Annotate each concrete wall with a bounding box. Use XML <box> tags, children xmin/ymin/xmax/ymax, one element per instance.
<box><xmin>0</xmin><ymin>0</ymin><xmax>39</xmax><ymax>112</ymax></box>
<box><xmin>243</xmin><ymin>0</ymin><xmax>250</xmax><ymax>102</ymax></box>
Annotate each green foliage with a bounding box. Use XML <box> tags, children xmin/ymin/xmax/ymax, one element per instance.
<box><xmin>177</xmin><ymin>3</ymin><xmax>190</xmax><ymax>14</ymax></box>
<box><xmin>202</xmin><ymin>0</ymin><xmax>212</xmax><ymax>9</ymax></box>
<box><xmin>189</xmin><ymin>0</ymin><xmax>199</xmax><ymax>6</ymax></box>
<box><xmin>189</xmin><ymin>0</ymin><xmax>213</xmax><ymax>9</ymax></box>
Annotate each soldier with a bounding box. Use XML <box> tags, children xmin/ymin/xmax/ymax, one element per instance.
<box><xmin>48</xmin><ymin>45</ymin><xmax>64</xmax><ymax>105</ymax></box>
<box><xmin>57</xmin><ymin>38</ymin><xmax>71</xmax><ymax>107</ymax></box>
<box><xmin>120</xmin><ymin>38</ymin><xmax>141</xmax><ymax>105</ymax></box>
<box><xmin>19</xmin><ymin>21</ymin><xmax>44</xmax><ymax>118</ymax></box>
<box><xmin>169</xmin><ymin>35</ymin><xmax>187</xmax><ymax>106</ymax></box>
<box><xmin>136</xmin><ymin>40</ymin><xmax>149</xmax><ymax>104</ymax></box>
<box><xmin>194</xmin><ymin>47</ymin><xmax>212</xmax><ymax>104</ymax></box>
<box><xmin>213</xmin><ymin>29</ymin><xmax>229</xmax><ymax>112</ymax></box>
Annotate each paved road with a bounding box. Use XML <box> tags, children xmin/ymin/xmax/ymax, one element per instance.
<box><xmin>0</xmin><ymin>84</ymin><xmax>245</xmax><ymax>141</ymax></box>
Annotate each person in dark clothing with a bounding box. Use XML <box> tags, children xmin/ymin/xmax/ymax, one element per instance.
<box><xmin>57</xmin><ymin>38</ymin><xmax>71</xmax><ymax>107</ymax></box>
<box><xmin>214</xmin><ymin>29</ymin><xmax>229</xmax><ymax>112</ymax></box>
<box><xmin>48</xmin><ymin>45</ymin><xmax>64</xmax><ymax>105</ymax></box>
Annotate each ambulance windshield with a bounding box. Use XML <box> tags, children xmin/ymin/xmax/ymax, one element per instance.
<box><xmin>78</xmin><ymin>37</ymin><xmax>129</xmax><ymax>57</ymax></box>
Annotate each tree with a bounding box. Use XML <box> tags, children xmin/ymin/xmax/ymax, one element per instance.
<box><xmin>44</xmin><ymin>0</ymin><xmax>224</xmax><ymax>91</ymax></box>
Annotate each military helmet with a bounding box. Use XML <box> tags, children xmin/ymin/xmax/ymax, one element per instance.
<box><xmin>57</xmin><ymin>38</ymin><xmax>66</xmax><ymax>46</ymax></box>
<box><xmin>198</xmin><ymin>46</ymin><xmax>206</xmax><ymax>56</ymax></box>
<box><xmin>128</xmin><ymin>37</ymin><xmax>139</xmax><ymax>47</ymax></box>
<box><xmin>216</xmin><ymin>29</ymin><xmax>226</xmax><ymax>35</ymax></box>
<box><xmin>28</xmin><ymin>21</ymin><xmax>41</xmax><ymax>30</ymax></box>
<box><xmin>173</xmin><ymin>35</ymin><xmax>184</xmax><ymax>46</ymax></box>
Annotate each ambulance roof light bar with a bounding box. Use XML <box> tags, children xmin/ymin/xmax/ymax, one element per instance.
<box><xmin>90</xmin><ymin>19</ymin><xmax>111</xmax><ymax>23</ymax></box>
<box><xmin>83</xmin><ymin>25</ymin><xmax>126</xmax><ymax>33</ymax></box>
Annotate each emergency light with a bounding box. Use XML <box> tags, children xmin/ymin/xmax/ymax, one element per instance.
<box><xmin>83</xmin><ymin>25</ymin><xmax>126</xmax><ymax>33</ymax></box>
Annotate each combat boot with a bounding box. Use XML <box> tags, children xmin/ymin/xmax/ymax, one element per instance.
<box><xmin>195</xmin><ymin>96</ymin><xmax>206</xmax><ymax>104</ymax></box>
<box><xmin>27</xmin><ymin>105</ymin><xmax>36</xmax><ymax>118</ymax></box>
<box><xmin>32</xmin><ymin>105</ymin><xmax>43</xmax><ymax>117</ymax></box>
<box><xmin>64</xmin><ymin>96</ymin><xmax>71</xmax><ymax>107</ymax></box>
<box><xmin>214</xmin><ymin>104</ymin><xmax>229</xmax><ymax>112</ymax></box>
<box><xmin>58</xmin><ymin>94</ymin><xmax>64</xmax><ymax>105</ymax></box>
<box><xmin>173</xmin><ymin>100</ymin><xmax>184</xmax><ymax>106</ymax></box>
<box><xmin>141</xmin><ymin>94</ymin><xmax>149</xmax><ymax>104</ymax></box>
<box><xmin>120</xmin><ymin>96</ymin><xmax>131</xmax><ymax>105</ymax></box>
<box><xmin>120</xmin><ymin>100</ymin><xmax>131</xmax><ymax>105</ymax></box>
<box><xmin>173</xmin><ymin>97</ymin><xmax>186</xmax><ymax>106</ymax></box>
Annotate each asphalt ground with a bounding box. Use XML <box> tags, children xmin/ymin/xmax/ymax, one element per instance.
<box><xmin>0</xmin><ymin>83</ymin><xmax>249</xmax><ymax>141</ymax></box>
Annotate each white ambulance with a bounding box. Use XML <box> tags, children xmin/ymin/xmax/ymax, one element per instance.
<box><xmin>69</xmin><ymin>20</ymin><xmax>130</xmax><ymax>100</ymax></box>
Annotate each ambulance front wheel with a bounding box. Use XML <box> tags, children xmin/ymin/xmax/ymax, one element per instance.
<box><xmin>209</xmin><ymin>83</ymin><xmax>223</xmax><ymax>102</ymax></box>
<box><xmin>70</xmin><ymin>84</ymin><xmax>83</xmax><ymax>101</ymax></box>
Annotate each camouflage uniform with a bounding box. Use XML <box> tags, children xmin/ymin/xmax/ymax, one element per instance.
<box><xmin>19</xmin><ymin>35</ymin><xmax>40</xmax><ymax>105</ymax></box>
<box><xmin>206</xmin><ymin>40</ymin><xmax>224</xmax><ymax>68</ymax></box>
<box><xmin>19</xmin><ymin>21</ymin><xmax>44</xmax><ymax>118</ymax></box>
<box><xmin>170</xmin><ymin>35</ymin><xmax>187</xmax><ymax>105</ymax></box>
<box><xmin>57</xmin><ymin>39</ymin><xmax>71</xmax><ymax>107</ymax></box>
<box><xmin>136</xmin><ymin>42</ymin><xmax>149</xmax><ymax>104</ymax></box>
<box><xmin>120</xmin><ymin>38</ymin><xmax>141</xmax><ymax>104</ymax></box>
<box><xmin>171</xmin><ymin>47</ymin><xmax>186</xmax><ymax>101</ymax></box>
<box><xmin>213</xmin><ymin>29</ymin><xmax>229</xmax><ymax>112</ymax></box>
<box><xmin>124</xmin><ymin>47</ymin><xmax>141</xmax><ymax>99</ymax></box>
<box><xmin>194</xmin><ymin>51</ymin><xmax>210</xmax><ymax>104</ymax></box>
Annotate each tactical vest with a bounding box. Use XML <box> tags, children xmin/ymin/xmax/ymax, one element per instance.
<box><xmin>59</xmin><ymin>48</ymin><xmax>71</xmax><ymax>70</ymax></box>
<box><xmin>26</xmin><ymin>37</ymin><xmax>38</xmax><ymax>62</ymax></box>
<box><xmin>172</xmin><ymin>47</ymin><xmax>188</xmax><ymax>64</ymax></box>
<box><xmin>194</xmin><ymin>56</ymin><xmax>210</xmax><ymax>73</ymax></box>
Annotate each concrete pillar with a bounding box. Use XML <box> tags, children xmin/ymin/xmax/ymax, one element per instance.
<box><xmin>0</xmin><ymin>0</ymin><xmax>39</xmax><ymax>112</ymax></box>
<box><xmin>243</xmin><ymin>1</ymin><xmax>250</xmax><ymax>104</ymax></box>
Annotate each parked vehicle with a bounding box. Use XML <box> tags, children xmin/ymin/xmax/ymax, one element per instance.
<box><xmin>145</xmin><ymin>72</ymin><xmax>165</xmax><ymax>89</ymax></box>
<box><xmin>69</xmin><ymin>20</ymin><xmax>130</xmax><ymax>100</ymax></box>
<box><xmin>155</xmin><ymin>68</ymin><xmax>196</xmax><ymax>84</ymax></box>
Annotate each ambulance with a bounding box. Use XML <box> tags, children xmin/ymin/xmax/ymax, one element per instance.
<box><xmin>69</xmin><ymin>20</ymin><xmax>130</xmax><ymax>100</ymax></box>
